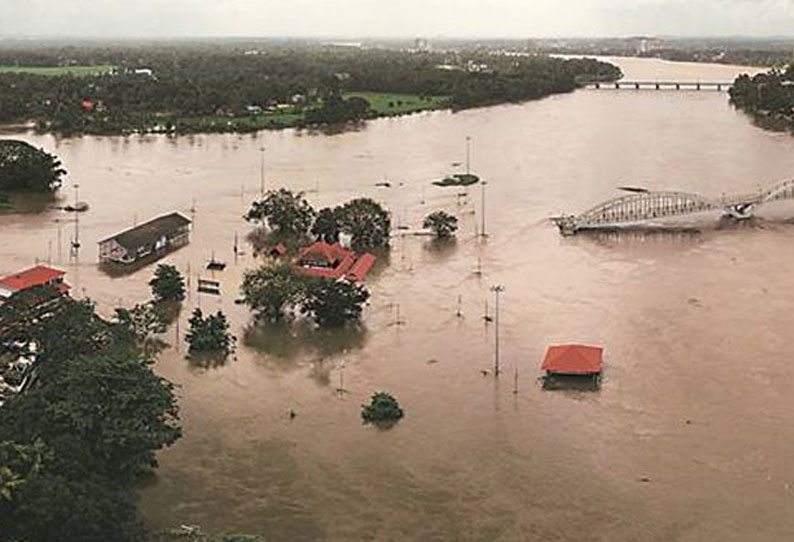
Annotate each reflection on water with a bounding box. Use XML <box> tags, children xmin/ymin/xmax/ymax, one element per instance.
<box><xmin>422</xmin><ymin>236</ymin><xmax>458</xmax><ymax>259</ymax></box>
<box><xmin>570</xmin><ymin>227</ymin><xmax>704</xmax><ymax>247</ymax></box>
<box><xmin>243</xmin><ymin>320</ymin><xmax>367</xmax><ymax>364</ymax></box>
<box><xmin>541</xmin><ymin>373</ymin><xmax>601</xmax><ymax>392</ymax></box>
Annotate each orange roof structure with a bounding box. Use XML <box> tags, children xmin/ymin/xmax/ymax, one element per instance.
<box><xmin>294</xmin><ymin>241</ymin><xmax>376</xmax><ymax>282</ymax></box>
<box><xmin>346</xmin><ymin>253</ymin><xmax>376</xmax><ymax>282</ymax></box>
<box><xmin>0</xmin><ymin>265</ymin><xmax>70</xmax><ymax>300</ymax></box>
<box><xmin>541</xmin><ymin>344</ymin><xmax>603</xmax><ymax>375</ymax></box>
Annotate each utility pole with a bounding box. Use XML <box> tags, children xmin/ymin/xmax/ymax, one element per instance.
<box><xmin>259</xmin><ymin>146</ymin><xmax>266</xmax><ymax>197</ymax></box>
<box><xmin>480</xmin><ymin>180</ymin><xmax>487</xmax><ymax>238</ymax></box>
<box><xmin>490</xmin><ymin>285</ymin><xmax>504</xmax><ymax>376</ymax></box>
<box><xmin>465</xmin><ymin>135</ymin><xmax>471</xmax><ymax>175</ymax></box>
<box><xmin>70</xmin><ymin>184</ymin><xmax>80</xmax><ymax>258</ymax></box>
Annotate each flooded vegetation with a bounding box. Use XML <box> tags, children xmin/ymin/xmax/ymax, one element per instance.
<box><xmin>3</xmin><ymin>56</ymin><xmax>794</xmax><ymax>540</ymax></box>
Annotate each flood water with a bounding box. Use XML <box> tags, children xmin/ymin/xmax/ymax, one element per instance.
<box><xmin>4</xmin><ymin>57</ymin><xmax>794</xmax><ymax>541</ymax></box>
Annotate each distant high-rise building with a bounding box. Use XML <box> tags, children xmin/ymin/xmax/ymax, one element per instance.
<box><xmin>414</xmin><ymin>37</ymin><xmax>430</xmax><ymax>52</ymax></box>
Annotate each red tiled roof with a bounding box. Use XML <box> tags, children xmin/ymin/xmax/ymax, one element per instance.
<box><xmin>345</xmin><ymin>253</ymin><xmax>376</xmax><ymax>282</ymax></box>
<box><xmin>270</xmin><ymin>243</ymin><xmax>287</xmax><ymax>255</ymax></box>
<box><xmin>298</xmin><ymin>241</ymin><xmax>350</xmax><ymax>265</ymax></box>
<box><xmin>295</xmin><ymin>241</ymin><xmax>374</xmax><ymax>281</ymax></box>
<box><xmin>0</xmin><ymin>265</ymin><xmax>68</xmax><ymax>294</ymax></box>
<box><xmin>541</xmin><ymin>344</ymin><xmax>603</xmax><ymax>374</ymax></box>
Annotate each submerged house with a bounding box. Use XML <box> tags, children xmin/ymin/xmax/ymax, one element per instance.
<box><xmin>541</xmin><ymin>344</ymin><xmax>603</xmax><ymax>376</ymax></box>
<box><xmin>0</xmin><ymin>265</ymin><xmax>70</xmax><ymax>305</ymax></box>
<box><xmin>294</xmin><ymin>241</ymin><xmax>376</xmax><ymax>282</ymax></box>
<box><xmin>99</xmin><ymin>212</ymin><xmax>191</xmax><ymax>266</ymax></box>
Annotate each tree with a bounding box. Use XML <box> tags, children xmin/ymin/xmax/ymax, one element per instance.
<box><xmin>0</xmin><ymin>139</ymin><xmax>66</xmax><ymax>192</ymax></box>
<box><xmin>149</xmin><ymin>264</ymin><xmax>186</xmax><ymax>303</ymax></box>
<box><xmin>311</xmin><ymin>206</ymin><xmax>342</xmax><ymax>243</ymax></box>
<box><xmin>244</xmin><ymin>188</ymin><xmax>316</xmax><ymax>238</ymax></box>
<box><xmin>113</xmin><ymin>302</ymin><xmax>167</xmax><ymax>346</ymax></box>
<box><xmin>423</xmin><ymin>210</ymin><xmax>458</xmax><ymax>238</ymax></box>
<box><xmin>0</xmin><ymin>439</ymin><xmax>49</xmax><ymax>502</ymax></box>
<box><xmin>361</xmin><ymin>392</ymin><xmax>404</xmax><ymax>427</ymax></box>
<box><xmin>301</xmin><ymin>279</ymin><xmax>370</xmax><ymax>328</ymax></box>
<box><xmin>337</xmin><ymin>198</ymin><xmax>391</xmax><ymax>251</ymax></box>
<box><xmin>241</xmin><ymin>264</ymin><xmax>306</xmax><ymax>322</ymax></box>
<box><xmin>0</xmin><ymin>293</ymin><xmax>180</xmax><ymax>542</ymax></box>
<box><xmin>185</xmin><ymin>308</ymin><xmax>235</xmax><ymax>357</ymax></box>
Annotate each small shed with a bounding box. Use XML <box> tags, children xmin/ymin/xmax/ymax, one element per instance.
<box><xmin>268</xmin><ymin>243</ymin><xmax>287</xmax><ymax>258</ymax></box>
<box><xmin>541</xmin><ymin>344</ymin><xmax>603</xmax><ymax>375</ymax></box>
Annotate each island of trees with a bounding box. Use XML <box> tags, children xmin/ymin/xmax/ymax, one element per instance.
<box><xmin>729</xmin><ymin>66</ymin><xmax>794</xmax><ymax>133</ymax></box>
<box><xmin>0</xmin><ymin>43</ymin><xmax>621</xmax><ymax>136</ymax></box>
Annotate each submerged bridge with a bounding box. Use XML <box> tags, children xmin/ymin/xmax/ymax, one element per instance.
<box><xmin>554</xmin><ymin>178</ymin><xmax>794</xmax><ymax>235</ymax></box>
<box><xmin>587</xmin><ymin>81</ymin><xmax>733</xmax><ymax>91</ymax></box>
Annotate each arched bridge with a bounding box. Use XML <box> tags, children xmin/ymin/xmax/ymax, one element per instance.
<box><xmin>554</xmin><ymin>178</ymin><xmax>794</xmax><ymax>234</ymax></box>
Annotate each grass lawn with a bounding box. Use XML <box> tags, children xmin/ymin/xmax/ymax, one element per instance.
<box><xmin>344</xmin><ymin>92</ymin><xmax>450</xmax><ymax>114</ymax></box>
<box><xmin>178</xmin><ymin>111</ymin><xmax>304</xmax><ymax>131</ymax></box>
<box><xmin>0</xmin><ymin>65</ymin><xmax>114</xmax><ymax>76</ymax></box>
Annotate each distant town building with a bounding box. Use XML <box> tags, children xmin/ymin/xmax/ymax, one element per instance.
<box><xmin>466</xmin><ymin>60</ymin><xmax>490</xmax><ymax>73</ymax></box>
<box><xmin>294</xmin><ymin>241</ymin><xmax>376</xmax><ymax>282</ymax></box>
<box><xmin>414</xmin><ymin>37</ymin><xmax>430</xmax><ymax>52</ymax></box>
<box><xmin>132</xmin><ymin>68</ymin><xmax>154</xmax><ymax>77</ymax></box>
<box><xmin>98</xmin><ymin>212</ymin><xmax>191</xmax><ymax>266</ymax></box>
<box><xmin>0</xmin><ymin>264</ymin><xmax>70</xmax><ymax>305</ymax></box>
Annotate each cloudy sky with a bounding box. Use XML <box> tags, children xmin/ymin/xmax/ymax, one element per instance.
<box><xmin>2</xmin><ymin>0</ymin><xmax>794</xmax><ymax>38</ymax></box>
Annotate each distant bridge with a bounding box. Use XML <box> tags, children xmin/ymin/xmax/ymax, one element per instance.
<box><xmin>554</xmin><ymin>179</ymin><xmax>794</xmax><ymax>234</ymax></box>
<box><xmin>587</xmin><ymin>81</ymin><xmax>733</xmax><ymax>91</ymax></box>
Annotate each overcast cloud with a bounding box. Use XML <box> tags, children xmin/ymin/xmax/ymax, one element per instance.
<box><xmin>2</xmin><ymin>0</ymin><xmax>794</xmax><ymax>38</ymax></box>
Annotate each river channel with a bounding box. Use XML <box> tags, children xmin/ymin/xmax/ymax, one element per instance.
<box><xmin>3</xmin><ymin>57</ymin><xmax>794</xmax><ymax>541</ymax></box>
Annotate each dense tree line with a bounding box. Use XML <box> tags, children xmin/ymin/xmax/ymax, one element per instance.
<box><xmin>0</xmin><ymin>140</ymin><xmax>65</xmax><ymax>193</ymax></box>
<box><xmin>729</xmin><ymin>67</ymin><xmax>794</xmax><ymax>132</ymax></box>
<box><xmin>0</xmin><ymin>44</ymin><xmax>621</xmax><ymax>135</ymax></box>
<box><xmin>0</xmin><ymin>289</ymin><xmax>181</xmax><ymax>542</ymax></box>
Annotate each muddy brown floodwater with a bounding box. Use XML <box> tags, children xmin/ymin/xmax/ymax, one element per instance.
<box><xmin>3</xmin><ymin>57</ymin><xmax>794</xmax><ymax>541</ymax></box>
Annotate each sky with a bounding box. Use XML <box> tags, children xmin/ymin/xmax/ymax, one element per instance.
<box><xmin>2</xmin><ymin>0</ymin><xmax>794</xmax><ymax>39</ymax></box>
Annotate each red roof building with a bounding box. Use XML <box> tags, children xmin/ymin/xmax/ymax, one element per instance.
<box><xmin>294</xmin><ymin>241</ymin><xmax>375</xmax><ymax>282</ymax></box>
<box><xmin>345</xmin><ymin>253</ymin><xmax>376</xmax><ymax>282</ymax></box>
<box><xmin>268</xmin><ymin>243</ymin><xmax>287</xmax><ymax>257</ymax></box>
<box><xmin>541</xmin><ymin>344</ymin><xmax>603</xmax><ymax>375</ymax></box>
<box><xmin>0</xmin><ymin>265</ymin><xmax>70</xmax><ymax>303</ymax></box>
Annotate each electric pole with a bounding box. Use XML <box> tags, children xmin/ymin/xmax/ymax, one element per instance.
<box><xmin>259</xmin><ymin>146</ymin><xmax>266</xmax><ymax>197</ymax></box>
<box><xmin>491</xmin><ymin>285</ymin><xmax>504</xmax><ymax>376</ymax></box>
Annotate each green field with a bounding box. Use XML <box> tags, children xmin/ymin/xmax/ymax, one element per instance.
<box><xmin>344</xmin><ymin>92</ymin><xmax>450</xmax><ymax>114</ymax></box>
<box><xmin>0</xmin><ymin>65</ymin><xmax>114</xmax><ymax>76</ymax></box>
<box><xmin>177</xmin><ymin>111</ymin><xmax>305</xmax><ymax>132</ymax></box>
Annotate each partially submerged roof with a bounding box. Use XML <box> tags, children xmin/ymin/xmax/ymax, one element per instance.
<box><xmin>541</xmin><ymin>344</ymin><xmax>603</xmax><ymax>374</ymax></box>
<box><xmin>298</xmin><ymin>241</ymin><xmax>350</xmax><ymax>264</ymax></box>
<box><xmin>346</xmin><ymin>252</ymin><xmax>376</xmax><ymax>282</ymax></box>
<box><xmin>0</xmin><ymin>264</ymin><xmax>69</xmax><ymax>294</ymax></box>
<box><xmin>101</xmin><ymin>212</ymin><xmax>191</xmax><ymax>250</ymax></box>
<box><xmin>295</xmin><ymin>241</ymin><xmax>376</xmax><ymax>281</ymax></box>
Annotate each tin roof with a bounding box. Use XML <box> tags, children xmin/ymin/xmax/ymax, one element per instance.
<box><xmin>541</xmin><ymin>344</ymin><xmax>603</xmax><ymax>374</ymax></box>
<box><xmin>0</xmin><ymin>264</ymin><xmax>68</xmax><ymax>294</ymax></box>
<box><xmin>100</xmin><ymin>212</ymin><xmax>191</xmax><ymax>250</ymax></box>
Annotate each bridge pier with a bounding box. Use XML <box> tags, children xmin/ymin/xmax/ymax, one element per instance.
<box><xmin>594</xmin><ymin>82</ymin><xmax>600</xmax><ymax>89</ymax></box>
<box><xmin>614</xmin><ymin>82</ymin><xmax>620</xmax><ymax>89</ymax></box>
<box><xmin>696</xmin><ymin>83</ymin><xmax>701</xmax><ymax>90</ymax></box>
<box><xmin>634</xmin><ymin>83</ymin><xmax>640</xmax><ymax>89</ymax></box>
<box><xmin>655</xmin><ymin>83</ymin><xmax>660</xmax><ymax>90</ymax></box>
<box><xmin>675</xmin><ymin>83</ymin><xmax>680</xmax><ymax>90</ymax></box>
